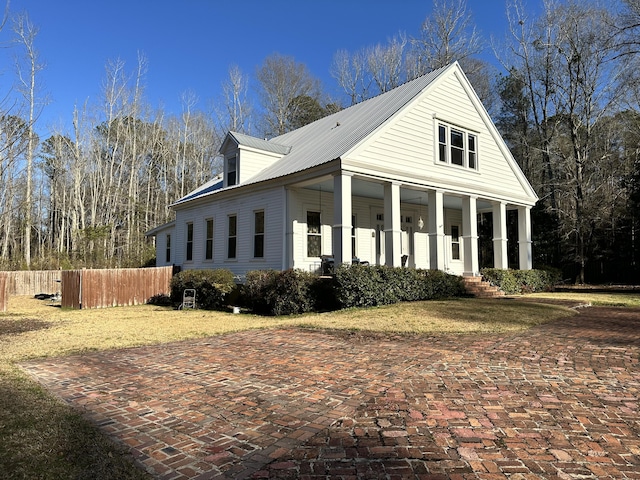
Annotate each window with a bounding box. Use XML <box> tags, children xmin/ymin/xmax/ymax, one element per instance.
<box><xmin>205</xmin><ymin>219</ymin><xmax>214</xmax><ymax>260</ymax></box>
<box><xmin>351</xmin><ymin>214</ymin><xmax>356</xmax><ymax>257</ymax></box>
<box><xmin>451</xmin><ymin>225</ymin><xmax>461</xmax><ymax>260</ymax></box>
<box><xmin>186</xmin><ymin>222</ymin><xmax>193</xmax><ymax>261</ymax></box>
<box><xmin>165</xmin><ymin>234</ymin><xmax>171</xmax><ymax>263</ymax></box>
<box><xmin>227</xmin><ymin>215</ymin><xmax>237</xmax><ymax>259</ymax></box>
<box><xmin>254</xmin><ymin>210</ymin><xmax>264</xmax><ymax>258</ymax></box>
<box><xmin>437</xmin><ymin>123</ymin><xmax>478</xmax><ymax>170</ymax></box>
<box><xmin>227</xmin><ymin>155</ymin><xmax>237</xmax><ymax>186</ymax></box>
<box><xmin>307</xmin><ymin>211</ymin><xmax>321</xmax><ymax>257</ymax></box>
<box><xmin>468</xmin><ymin>134</ymin><xmax>477</xmax><ymax>169</ymax></box>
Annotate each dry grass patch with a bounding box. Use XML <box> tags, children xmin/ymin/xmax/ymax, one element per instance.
<box><xmin>524</xmin><ymin>290</ymin><xmax>640</xmax><ymax>307</ymax></box>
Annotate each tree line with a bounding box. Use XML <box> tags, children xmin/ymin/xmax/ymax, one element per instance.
<box><xmin>1</xmin><ymin>0</ymin><xmax>639</xmax><ymax>283</ymax></box>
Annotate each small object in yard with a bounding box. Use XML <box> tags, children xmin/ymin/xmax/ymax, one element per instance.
<box><xmin>180</xmin><ymin>289</ymin><xmax>196</xmax><ymax>309</ymax></box>
<box><xmin>233</xmin><ymin>306</ymin><xmax>240</xmax><ymax>314</ymax></box>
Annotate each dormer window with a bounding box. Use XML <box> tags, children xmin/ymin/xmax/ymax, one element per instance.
<box><xmin>226</xmin><ymin>155</ymin><xmax>237</xmax><ymax>186</ymax></box>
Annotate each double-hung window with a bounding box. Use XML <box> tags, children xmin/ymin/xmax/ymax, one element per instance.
<box><xmin>307</xmin><ymin>211</ymin><xmax>321</xmax><ymax>257</ymax></box>
<box><xmin>254</xmin><ymin>210</ymin><xmax>264</xmax><ymax>258</ymax></box>
<box><xmin>438</xmin><ymin>123</ymin><xmax>478</xmax><ymax>170</ymax></box>
<box><xmin>227</xmin><ymin>215</ymin><xmax>237</xmax><ymax>259</ymax></box>
<box><xmin>226</xmin><ymin>155</ymin><xmax>237</xmax><ymax>186</ymax></box>
<box><xmin>185</xmin><ymin>222</ymin><xmax>193</xmax><ymax>261</ymax></box>
<box><xmin>165</xmin><ymin>234</ymin><xmax>171</xmax><ymax>263</ymax></box>
<box><xmin>205</xmin><ymin>219</ymin><xmax>214</xmax><ymax>260</ymax></box>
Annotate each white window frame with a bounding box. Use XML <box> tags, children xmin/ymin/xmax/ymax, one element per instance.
<box><xmin>253</xmin><ymin>210</ymin><xmax>265</xmax><ymax>259</ymax></box>
<box><xmin>185</xmin><ymin>222</ymin><xmax>194</xmax><ymax>262</ymax></box>
<box><xmin>204</xmin><ymin>218</ymin><xmax>214</xmax><ymax>261</ymax></box>
<box><xmin>306</xmin><ymin>210</ymin><xmax>322</xmax><ymax>258</ymax></box>
<box><xmin>436</xmin><ymin>122</ymin><xmax>479</xmax><ymax>170</ymax></box>
<box><xmin>227</xmin><ymin>214</ymin><xmax>237</xmax><ymax>260</ymax></box>
<box><xmin>226</xmin><ymin>154</ymin><xmax>237</xmax><ymax>187</ymax></box>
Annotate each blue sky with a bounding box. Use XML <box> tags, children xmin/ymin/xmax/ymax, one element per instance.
<box><xmin>6</xmin><ymin>0</ymin><xmax>517</xmax><ymax>135</ymax></box>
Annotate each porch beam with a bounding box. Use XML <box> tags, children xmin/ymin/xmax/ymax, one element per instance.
<box><xmin>492</xmin><ymin>201</ymin><xmax>509</xmax><ymax>269</ymax></box>
<box><xmin>427</xmin><ymin>189</ymin><xmax>445</xmax><ymax>270</ymax></box>
<box><xmin>462</xmin><ymin>195</ymin><xmax>479</xmax><ymax>276</ymax></box>
<box><xmin>332</xmin><ymin>173</ymin><xmax>353</xmax><ymax>265</ymax></box>
<box><xmin>518</xmin><ymin>206</ymin><xmax>533</xmax><ymax>270</ymax></box>
<box><xmin>384</xmin><ymin>182</ymin><xmax>402</xmax><ymax>267</ymax></box>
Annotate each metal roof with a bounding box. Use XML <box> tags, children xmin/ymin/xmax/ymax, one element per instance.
<box><xmin>175</xmin><ymin>63</ymin><xmax>452</xmax><ymax>206</ymax></box>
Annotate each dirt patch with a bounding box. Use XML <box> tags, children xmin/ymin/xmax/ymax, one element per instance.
<box><xmin>0</xmin><ymin>319</ymin><xmax>51</xmax><ymax>336</ymax></box>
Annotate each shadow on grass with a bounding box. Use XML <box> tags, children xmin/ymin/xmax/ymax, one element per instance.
<box><xmin>0</xmin><ymin>370</ymin><xmax>150</xmax><ymax>480</ymax></box>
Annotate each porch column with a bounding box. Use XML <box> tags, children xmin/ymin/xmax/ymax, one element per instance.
<box><xmin>384</xmin><ymin>182</ymin><xmax>402</xmax><ymax>267</ymax></box>
<box><xmin>492</xmin><ymin>201</ymin><xmax>509</xmax><ymax>269</ymax></box>
<box><xmin>427</xmin><ymin>189</ymin><xmax>445</xmax><ymax>270</ymax></box>
<box><xmin>462</xmin><ymin>195</ymin><xmax>479</xmax><ymax>276</ymax></box>
<box><xmin>332</xmin><ymin>173</ymin><xmax>353</xmax><ymax>265</ymax></box>
<box><xmin>518</xmin><ymin>206</ymin><xmax>533</xmax><ymax>270</ymax></box>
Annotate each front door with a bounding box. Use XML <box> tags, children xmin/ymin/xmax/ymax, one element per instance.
<box><xmin>371</xmin><ymin>211</ymin><xmax>415</xmax><ymax>266</ymax></box>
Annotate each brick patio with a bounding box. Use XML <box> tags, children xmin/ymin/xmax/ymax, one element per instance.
<box><xmin>20</xmin><ymin>305</ymin><xmax>640</xmax><ymax>479</ymax></box>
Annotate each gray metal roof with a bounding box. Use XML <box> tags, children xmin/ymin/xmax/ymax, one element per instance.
<box><xmin>226</xmin><ymin>131</ymin><xmax>292</xmax><ymax>155</ymax></box>
<box><xmin>175</xmin><ymin>63</ymin><xmax>452</xmax><ymax>206</ymax></box>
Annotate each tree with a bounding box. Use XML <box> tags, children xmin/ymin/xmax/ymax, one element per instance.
<box><xmin>410</xmin><ymin>0</ymin><xmax>483</xmax><ymax>75</ymax></box>
<box><xmin>13</xmin><ymin>12</ymin><xmax>45</xmax><ymax>268</ymax></box>
<box><xmin>255</xmin><ymin>53</ymin><xmax>321</xmax><ymax>137</ymax></box>
<box><xmin>217</xmin><ymin>64</ymin><xmax>253</xmax><ymax>134</ymax></box>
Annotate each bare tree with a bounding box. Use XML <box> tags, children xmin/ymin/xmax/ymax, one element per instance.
<box><xmin>410</xmin><ymin>0</ymin><xmax>484</xmax><ymax>76</ymax></box>
<box><xmin>217</xmin><ymin>64</ymin><xmax>252</xmax><ymax>134</ymax></box>
<box><xmin>13</xmin><ymin>12</ymin><xmax>44</xmax><ymax>268</ymax></box>
<box><xmin>330</xmin><ymin>48</ymin><xmax>372</xmax><ymax>105</ymax></box>
<box><xmin>255</xmin><ymin>53</ymin><xmax>321</xmax><ymax>137</ymax></box>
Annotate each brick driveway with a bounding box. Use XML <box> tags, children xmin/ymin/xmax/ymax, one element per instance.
<box><xmin>21</xmin><ymin>305</ymin><xmax>640</xmax><ymax>479</ymax></box>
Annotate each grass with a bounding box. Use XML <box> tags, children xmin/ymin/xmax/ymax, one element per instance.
<box><xmin>0</xmin><ymin>292</ymin><xmax>617</xmax><ymax>479</ymax></box>
<box><xmin>525</xmin><ymin>290</ymin><xmax>640</xmax><ymax>307</ymax></box>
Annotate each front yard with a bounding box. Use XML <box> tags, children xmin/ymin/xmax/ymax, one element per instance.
<box><xmin>0</xmin><ymin>291</ymin><xmax>635</xmax><ymax>479</ymax></box>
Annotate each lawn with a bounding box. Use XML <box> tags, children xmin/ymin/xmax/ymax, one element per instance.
<box><xmin>0</xmin><ymin>291</ymin><xmax>631</xmax><ymax>479</ymax></box>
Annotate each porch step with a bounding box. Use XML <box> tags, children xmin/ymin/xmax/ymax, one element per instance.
<box><xmin>461</xmin><ymin>276</ymin><xmax>506</xmax><ymax>299</ymax></box>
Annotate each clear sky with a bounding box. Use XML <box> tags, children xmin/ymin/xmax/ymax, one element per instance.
<box><xmin>5</xmin><ymin>0</ymin><xmax>517</xmax><ymax>136</ymax></box>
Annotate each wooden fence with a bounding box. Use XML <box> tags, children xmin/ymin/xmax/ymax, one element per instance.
<box><xmin>2</xmin><ymin>270</ymin><xmax>61</xmax><ymax>296</ymax></box>
<box><xmin>61</xmin><ymin>266</ymin><xmax>174</xmax><ymax>309</ymax></box>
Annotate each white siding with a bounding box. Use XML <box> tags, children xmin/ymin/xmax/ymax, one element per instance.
<box><xmin>174</xmin><ymin>188</ymin><xmax>285</xmax><ymax>279</ymax></box>
<box><xmin>346</xmin><ymin>70</ymin><xmax>531</xmax><ymax>204</ymax></box>
<box><xmin>238</xmin><ymin>148</ymin><xmax>283</xmax><ymax>183</ymax></box>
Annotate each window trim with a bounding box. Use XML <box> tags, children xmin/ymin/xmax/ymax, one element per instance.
<box><xmin>226</xmin><ymin>154</ymin><xmax>237</xmax><ymax>187</ymax></box>
<box><xmin>165</xmin><ymin>233</ymin><xmax>171</xmax><ymax>264</ymax></box>
<box><xmin>185</xmin><ymin>222</ymin><xmax>194</xmax><ymax>262</ymax></box>
<box><xmin>306</xmin><ymin>210</ymin><xmax>322</xmax><ymax>258</ymax></box>
<box><xmin>253</xmin><ymin>210</ymin><xmax>265</xmax><ymax>259</ymax></box>
<box><xmin>227</xmin><ymin>214</ymin><xmax>237</xmax><ymax>260</ymax></box>
<box><xmin>205</xmin><ymin>218</ymin><xmax>214</xmax><ymax>261</ymax></box>
<box><xmin>436</xmin><ymin>121</ymin><xmax>479</xmax><ymax>171</ymax></box>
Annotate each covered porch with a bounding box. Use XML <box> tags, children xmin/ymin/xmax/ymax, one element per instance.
<box><xmin>287</xmin><ymin>172</ymin><xmax>533</xmax><ymax>276</ymax></box>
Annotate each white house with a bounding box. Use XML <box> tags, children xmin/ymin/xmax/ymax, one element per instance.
<box><xmin>147</xmin><ymin>63</ymin><xmax>537</xmax><ymax>280</ymax></box>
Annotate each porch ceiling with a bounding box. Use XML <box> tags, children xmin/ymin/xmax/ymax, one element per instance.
<box><xmin>304</xmin><ymin>178</ymin><xmax>494</xmax><ymax>211</ymax></box>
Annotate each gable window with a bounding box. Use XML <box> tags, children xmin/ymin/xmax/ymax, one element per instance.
<box><xmin>165</xmin><ymin>234</ymin><xmax>171</xmax><ymax>263</ymax></box>
<box><xmin>186</xmin><ymin>222</ymin><xmax>193</xmax><ymax>261</ymax></box>
<box><xmin>437</xmin><ymin>123</ymin><xmax>478</xmax><ymax>170</ymax></box>
<box><xmin>307</xmin><ymin>211</ymin><xmax>321</xmax><ymax>257</ymax></box>
<box><xmin>254</xmin><ymin>210</ymin><xmax>265</xmax><ymax>258</ymax></box>
<box><xmin>226</xmin><ymin>155</ymin><xmax>237</xmax><ymax>186</ymax></box>
<box><xmin>227</xmin><ymin>215</ymin><xmax>237</xmax><ymax>259</ymax></box>
<box><xmin>205</xmin><ymin>218</ymin><xmax>214</xmax><ymax>260</ymax></box>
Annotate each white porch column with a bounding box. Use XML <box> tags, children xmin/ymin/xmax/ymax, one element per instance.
<box><xmin>384</xmin><ymin>182</ymin><xmax>402</xmax><ymax>267</ymax></box>
<box><xmin>332</xmin><ymin>173</ymin><xmax>353</xmax><ymax>265</ymax></box>
<box><xmin>492</xmin><ymin>201</ymin><xmax>509</xmax><ymax>269</ymax></box>
<box><xmin>518</xmin><ymin>206</ymin><xmax>533</xmax><ymax>270</ymax></box>
<box><xmin>427</xmin><ymin>189</ymin><xmax>445</xmax><ymax>270</ymax></box>
<box><xmin>462</xmin><ymin>195</ymin><xmax>479</xmax><ymax>276</ymax></box>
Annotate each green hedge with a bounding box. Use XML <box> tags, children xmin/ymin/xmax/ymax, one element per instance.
<box><xmin>170</xmin><ymin>269</ymin><xmax>235</xmax><ymax>310</ymax></box>
<box><xmin>481</xmin><ymin>267</ymin><xmax>561</xmax><ymax>294</ymax></box>
<box><xmin>333</xmin><ymin>265</ymin><xmax>465</xmax><ymax>309</ymax></box>
<box><xmin>243</xmin><ymin>269</ymin><xmax>318</xmax><ymax>316</ymax></box>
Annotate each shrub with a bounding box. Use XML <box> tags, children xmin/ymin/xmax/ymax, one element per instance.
<box><xmin>481</xmin><ymin>268</ymin><xmax>560</xmax><ymax>294</ymax></box>
<box><xmin>333</xmin><ymin>264</ymin><xmax>465</xmax><ymax>309</ymax></box>
<box><xmin>170</xmin><ymin>269</ymin><xmax>235</xmax><ymax>310</ymax></box>
<box><xmin>147</xmin><ymin>293</ymin><xmax>172</xmax><ymax>306</ymax></box>
<box><xmin>243</xmin><ymin>269</ymin><xmax>318</xmax><ymax>316</ymax></box>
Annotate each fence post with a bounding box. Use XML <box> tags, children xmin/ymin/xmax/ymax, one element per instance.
<box><xmin>0</xmin><ymin>272</ymin><xmax>7</xmax><ymax>312</ymax></box>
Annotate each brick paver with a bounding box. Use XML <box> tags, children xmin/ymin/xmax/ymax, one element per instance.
<box><xmin>20</xmin><ymin>305</ymin><xmax>640</xmax><ymax>479</ymax></box>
